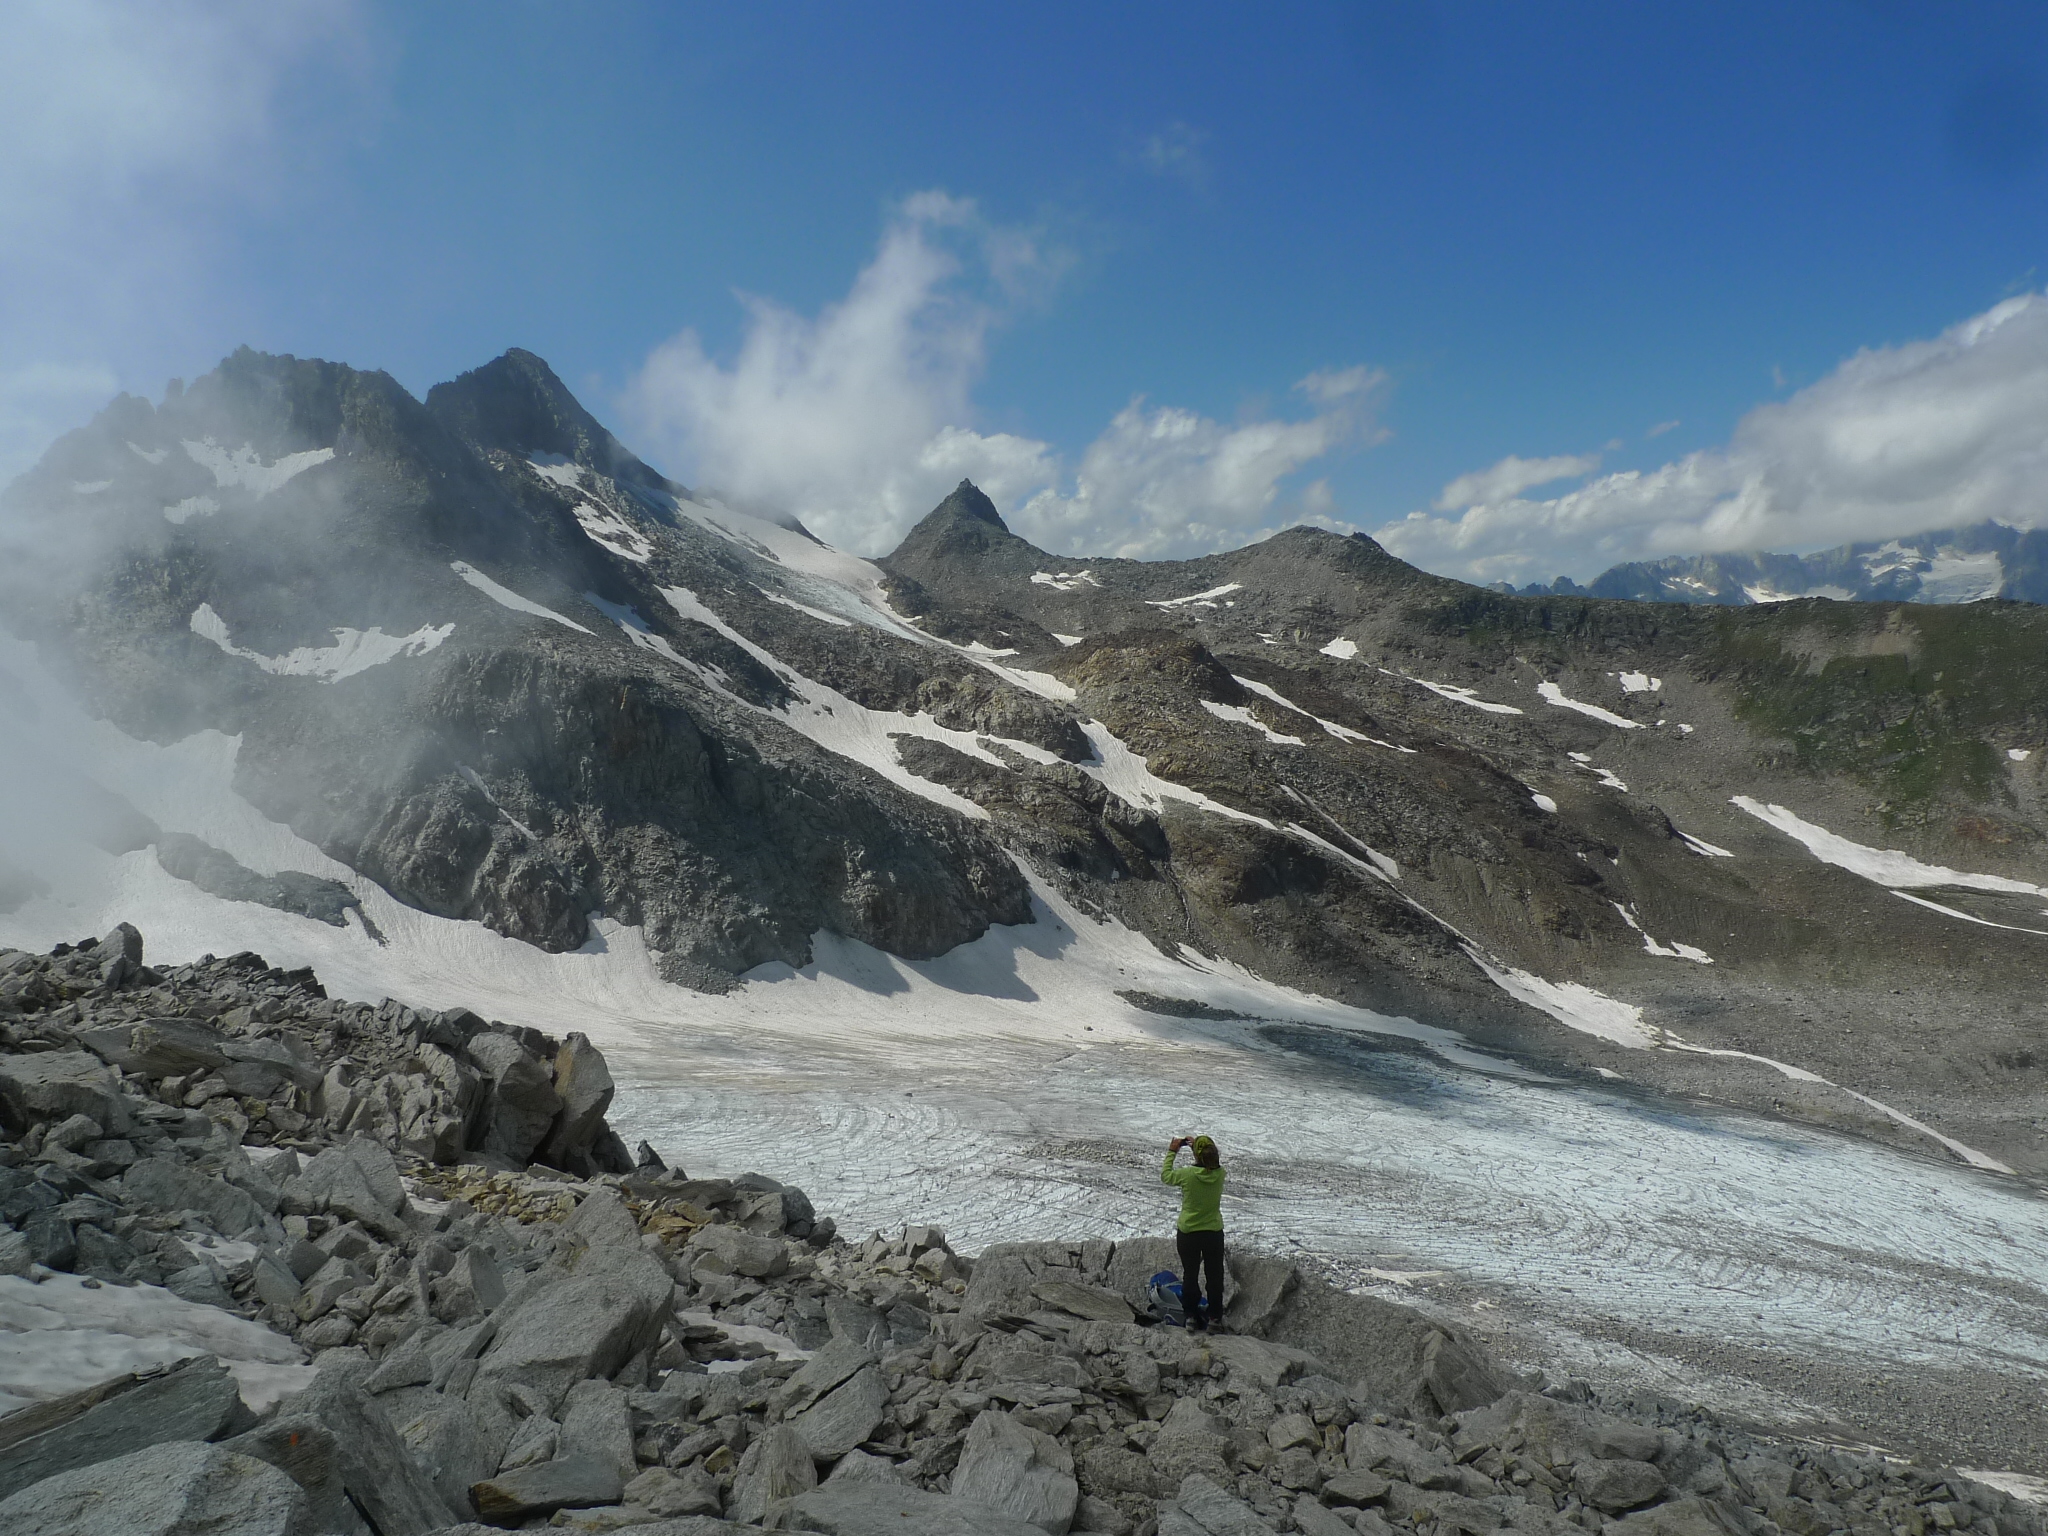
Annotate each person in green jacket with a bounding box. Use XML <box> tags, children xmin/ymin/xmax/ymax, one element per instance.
<box><xmin>1162</xmin><ymin>1133</ymin><xmax>1226</xmax><ymax>1330</ymax></box>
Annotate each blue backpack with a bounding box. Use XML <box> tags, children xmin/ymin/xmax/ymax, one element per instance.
<box><xmin>1147</xmin><ymin>1270</ymin><xmax>1186</xmax><ymax>1324</ymax></box>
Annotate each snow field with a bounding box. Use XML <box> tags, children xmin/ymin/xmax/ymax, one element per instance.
<box><xmin>1539</xmin><ymin>681</ymin><xmax>1640</xmax><ymax>728</ymax></box>
<box><xmin>190</xmin><ymin>604</ymin><xmax>453</xmax><ymax>682</ymax></box>
<box><xmin>451</xmin><ymin>561</ymin><xmax>593</xmax><ymax>633</ymax></box>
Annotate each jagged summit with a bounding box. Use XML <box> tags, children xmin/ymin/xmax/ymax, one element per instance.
<box><xmin>425</xmin><ymin>348</ymin><xmax>678</xmax><ymax>495</ymax></box>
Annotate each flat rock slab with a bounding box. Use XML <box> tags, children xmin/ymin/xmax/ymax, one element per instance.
<box><xmin>784</xmin><ymin>1483</ymin><xmax>1052</xmax><ymax>1536</ymax></box>
<box><xmin>0</xmin><ymin>1439</ymin><xmax>308</xmax><ymax>1536</ymax></box>
<box><xmin>0</xmin><ymin>1353</ymin><xmax>253</xmax><ymax>1503</ymax></box>
<box><xmin>472</xmin><ymin>1453</ymin><xmax>624</xmax><ymax>1524</ymax></box>
<box><xmin>948</xmin><ymin>1409</ymin><xmax>1078</xmax><ymax>1535</ymax></box>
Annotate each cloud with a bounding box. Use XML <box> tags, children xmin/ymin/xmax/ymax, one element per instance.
<box><xmin>1133</xmin><ymin>121</ymin><xmax>1209</xmax><ymax>187</ymax></box>
<box><xmin>1377</xmin><ymin>292</ymin><xmax>2048</xmax><ymax>585</ymax></box>
<box><xmin>1012</xmin><ymin>369</ymin><xmax>1384</xmax><ymax>559</ymax></box>
<box><xmin>1646</xmin><ymin>419</ymin><xmax>1679</xmax><ymax>438</ymax></box>
<box><xmin>0</xmin><ymin>1</ymin><xmax>372</xmax><ymax>483</ymax></box>
<box><xmin>1434</xmin><ymin>452</ymin><xmax>1600</xmax><ymax>511</ymax></box>
<box><xmin>625</xmin><ymin>195</ymin><xmax>1380</xmax><ymax>559</ymax></box>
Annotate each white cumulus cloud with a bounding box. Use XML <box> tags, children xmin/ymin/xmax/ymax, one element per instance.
<box><xmin>1434</xmin><ymin>452</ymin><xmax>1601</xmax><ymax>511</ymax></box>
<box><xmin>624</xmin><ymin>194</ymin><xmax>1381</xmax><ymax>559</ymax></box>
<box><xmin>1380</xmin><ymin>292</ymin><xmax>2048</xmax><ymax>585</ymax></box>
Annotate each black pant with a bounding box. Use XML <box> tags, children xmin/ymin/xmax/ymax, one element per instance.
<box><xmin>1176</xmin><ymin>1228</ymin><xmax>1225</xmax><ymax>1323</ymax></box>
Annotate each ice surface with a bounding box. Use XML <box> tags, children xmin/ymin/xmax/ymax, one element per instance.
<box><xmin>1201</xmin><ymin>699</ymin><xmax>1305</xmax><ymax>746</ymax></box>
<box><xmin>1538</xmin><ymin>682</ymin><xmax>1641</xmax><ymax>728</ymax></box>
<box><xmin>1319</xmin><ymin>637</ymin><xmax>1359</xmax><ymax>660</ymax></box>
<box><xmin>181</xmin><ymin>438</ymin><xmax>334</xmax><ymax>496</ymax></box>
<box><xmin>1618</xmin><ymin>672</ymin><xmax>1662</xmax><ymax>694</ymax></box>
<box><xmin>451</xmin><ymin>560</ymin><xmax>594</xmax><ymax>633</ymax></box>
<box><xmin>1731</xmin><ymin>797</ymin><xmax>2048</xmax><ymax>896</ymax></box>
<box><xmin>1232</xmin><ymin>675</ymin><xmax>1415</xmax><ymax>752</ymax></box>
<box><xmin>1147</xmin><ymin>582</ymin><xmax>1243</xmax><ymax>608</ymax></box>
<box><xmin>0</xmin><ymin>1273</ymin><xmax>308</xmax><ymax>1418</ymax></box>
<box><xmin>1917</xmin><ymin>550</ymin><xmax>2003</xmax><ymax>604</ymax></box>
<box><xmin>189</xmin><ymin>604</ymin><xmax>452</xmax><ymax>682</ymax></box>
<box><xmin>1743</xmin><ymin>582</ymin><xmax>1853</xmax><ymax>603</ymax></box>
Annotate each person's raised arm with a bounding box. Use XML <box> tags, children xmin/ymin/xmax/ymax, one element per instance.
<box><xmin>1162</xmin><ymin>1135</ymin><xmax>1188</xmax><ymax>1184</ymax></box>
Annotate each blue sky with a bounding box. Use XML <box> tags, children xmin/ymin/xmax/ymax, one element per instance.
<box><xmin>5</xmin><ymin>2</ymin><xmax>2048</xmax><ymax>581</ymax></box>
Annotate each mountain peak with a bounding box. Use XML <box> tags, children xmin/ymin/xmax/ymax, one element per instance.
<box><xmin>941</xmin><ymin>479</ymin><xmax>1007</xmax><ymax>529</ymax></box>
<box><xmin>426</xmin><ymin>349</ymin><xmax>674</xmax><ymax>493</ymax></box>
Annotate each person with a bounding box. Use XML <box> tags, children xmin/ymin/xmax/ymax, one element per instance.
<box><xmin>1161</xmin><ymin>1133</ymin><xmax>1226</xmax><ymax>1330</ymax></box>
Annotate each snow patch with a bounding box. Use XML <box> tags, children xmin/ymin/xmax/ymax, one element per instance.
<box><xmin>1319</xmin><ymin>637</ymin><xmax>1359</xmax><ymax>660</ymax></box>
<box><xmin>1531</xmin><ymin>793</ymin><xmax>1558</xmax><ymax>813</ymax></box>
<box><xmin>760</xmin><ymin>589</ymin><xmax>853</xmax><ymax>627</ymax></box>
<box><xmin>2010</xmin><ymin>748</ymin><xmax>2033</xmax><ymax>762</ymax></box>
<box><xmin>1464</xmin><ymin>948</ymin><xmax>1660</xmax><ymax>1047</ymax></box>
<box><xmin>1148</xmin><ymin>582</ymin><xmax>1242</xmax><ymax>609</ymax></box>
<box><xmin>451</xmin><ymin>561</ymin><xmax>593</xmax><ymax>634</ymax></box>
<box><xmin>573</xmin><ymin>504</ymin><xmax>654</xmax><ymax>562</ymax></box>
<box><xmin>1679</xmin><ymin>832</ymin><xmax>1735</xmax><ymax>859</ymax></box>
<box><xmin>1201</xmin><ymin>699</ymin><xmax>1304</xmax><ymax>746</ymax></box>
<box><xmin>1031</xmin><ymin>570</ymin><xmax>1101</xmax><ymax>592</ymax></box>
<box><xmin>162</xmin><ymin>495</ymin><xmax>220</xmax><ymax>525</ymax></box>
<box><xmin>1731</xmin><ymin>798</ymin><xmax>2048</xmax><ymax>897</ymax></box>
<box><xmin>1618</xmin><ymin>672</ymin><xmax>1662</xmax><ymax>694</ymax></box>
<box><xmin>189</xmin><ymin>604</ymin><xmax>452</xmax><ymax>682</ymax></box>
<box><xmin>181</xmin><ymin>438</ymin><xmax>334</xmax><ymax>496</ymax></box>
<box><xmin>526</xmin><ymin>455</ymin><xmax>586</xmax><ymax>489</ymax></box>
<box><xmin>1614</xmin><ymin>903</ymin><xmax>1714</xmax><ymax>964</ymax></box>
<box><xmin>1539</xmin><ymin>681</ymin><xmax>1641</xmax><ymax>728</ymax></box>
<box><xmin>1053</xmin><ymin>634</ymin><xmax>1082</xmax><ymax>647</ymax></box>
<box><xmin>1892</xmin><ymin>891</ymin><xmax>2048</xmax><ymax>937</ymax></box>
<box><xmin>1232</xmin><ymin>675</ymin><xmax>1415</xmax><ymax>753</ymax></box>
<box><xmin>1918</xmin><ymin>550</ymin><xmax>2004</xmax><ymax>604</ymax></box>
<box><xmin>0</xmin><ymin>1272</ymin><xmax>308</xmax><ymax>1419</ymax></box>
<box><xmin>1389</xmin><ymin>672</ymin><xmax>1524</xmax><ymax>715</ymax></box>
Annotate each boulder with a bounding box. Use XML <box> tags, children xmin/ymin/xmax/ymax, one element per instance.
<box><xmin>948</xmin><ymin>1410</ymin><xmax>1079</xmax><ymax>1535</ymax></box>
<box><xmin>686</xmin><ymin>1223</ymin><xmax>786</xmax><ymax>1279</ymax></box>
<box><xmin>539</xmin><ymin>1033</ymin><xmax>616</xmax><ymax>1172</ymax></box>
<box><xmin>561</xmin><ymin>1380</ymin><xmax>637</xmax><ymax>1482</ymax></box>
<box><xmin>474</xmin><ymin>1244</ymin><xmax>675</xmax><ymax>1411</ymax></box>
<box><xmin>565</xmin><ymin>1188</ymin><xmax>641</xmax><ymax>1250</ymax></box>
<box><xmin>0</xmin><ymin>1354</ymin><xmax>255</xmax><ymax>1503</ymax></box>
<box><xmin>1149</xmin><ymin>1398</ymin><xmax>1234</xmax><ymax>1487</ymax></box>
<box><xmin>730</xmin><ymin>1425</ymin><xmax>818</xmax><ymax>1525</ymax></box>
<box><xmin>623</xmin><ymin>1465</ymin><xmax>723</xmax><ymax>1517</ymax></box>
<box><xmin>278</xmin><ymin>1364</ymin><xmax>461</xmax><ymax>1535</ymax></box>
<box><xmin>288</xmin><ymin>1137</ymin><xmax>409</xmax><ymax>1239</ymax></box>
<box><xmin>222</xmin><ymin>1412</ymin><xmax>371</xmax><ymax>1536</ymax></box>
<box><xmin>1321</xmin><ymin>1470</ymin><xmax>1392</xmax><ymax>1507</ymax></box>
<box><xmin>1294</xmin><ymin>1497</ymin><xmax>1359</xmax><ymax>1536</ymax></box>
<box><xmin>0</xmin><ymin>1051</ymin><xmax>130</xmax><ymax>1134</ymax></box>
<box><xmin>464</xmin><ymin>1031</ymin><xmax>563</xmax><ymax>1165</ymax></box>
<box><xmin>1578</xmin><ymin>1459</ymin><xmax>1669</xmax><ymax>1513</ymax></box>
<box><xmin>0</xmin><ymin>1440</ymin><xmax>307</xmax><ymax>1536</ymax></box>
<box><xmin>471</xmin><ymin>1454</ymin><xmax>624</xmax><ymax>1524</ymax></box>
<box><xmin>434</xmin><ymin>1246</ymin><xmax>508</xmax><ymax>1322</ymax></box>
<box><xmin>821</xmin><ymin>1451</ymin><xmax>910</xmax><ymax>1488</ymax></box>
<box><xmin>78</xmin><ymin>1018</ymin><xmax>230</xmax><ymax>1079</ymax></box>
<box><xmin>774</xmin><ymin>1337</ymin><xmax>877</xmax><ymax>1418</ymax></box>
<box><xmin>782</xmin><ymin>1482</ymin><xmax>1050</xmax><ymax>1536</ymax></box>
<box><xmin>790</xmin><ymin>1366</ymin><xmax>888</xmax><ymax>1460</ymax></box>
<box><xmin>1603</xmin><ymin>1498</ymin><xmax>1750</xmax><ymax>1536</ymax></box>
<box><xmin>393</xmin><ymin>1394</ymin><xmax>508</xmax><ymax>1525</ymax></box>
<box><xmin>1454</xmin><ymin>1393</ymin><xmax>1661</xmax><ymax>1470</ymax></box>
<box><xmin>1157</xmin><ymin>1473</ymin><xmax>1276</xmax><ymax>1536</ymax></box>
<box><xmin>1030</xmin><ymin>1278</ymin><xmax>1133</xmax><ymax>1324</ymax></box>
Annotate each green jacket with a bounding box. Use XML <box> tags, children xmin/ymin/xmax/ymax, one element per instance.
<box><xmin>1162</xmin><ymin>1150</ymin><xmax>1226</xmax><ymax>1232</ymax></box>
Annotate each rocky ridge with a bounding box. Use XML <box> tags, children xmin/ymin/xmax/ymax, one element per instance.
<box><xmin>1</xmin><ymin>925</ymin><xmax>2041</xmax><ymax>1536</ymax></box>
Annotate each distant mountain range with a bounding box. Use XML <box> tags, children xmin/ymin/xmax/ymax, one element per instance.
<box><xmin>1500</xmin><ymin>521</ymin><xmax>2048</xmax><ymax>605</ymax></box>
